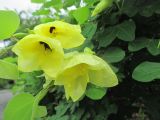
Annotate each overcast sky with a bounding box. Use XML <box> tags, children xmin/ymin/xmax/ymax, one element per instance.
<box><xmin>0</xmin><ymin>0</ymin><xmax>41</xmax><ymax>46</ymax></box>
<box><xmin>0</xmin><ymin>0</ymin><xmax>41</xmax><ymax>11</ymax></box>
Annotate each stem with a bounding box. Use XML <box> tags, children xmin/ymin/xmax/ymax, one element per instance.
<box><xmin>0</xmin><ymin>45</ymin><xmax>13</xmax><ymax>56</ymax></box>
<box><xmin>121</xmin><ymin>0</ymin><xmax>124</xmax><ymax>9</ymax></box>
<box><xmin>115</xmin><ymin>1</ymin><xmax>121</xmax><ymax>11</ymax></box>
<box><xmin>31</xmin><ymin>80</ymin><xmax>53</xmax><ymax>120</ymax></box>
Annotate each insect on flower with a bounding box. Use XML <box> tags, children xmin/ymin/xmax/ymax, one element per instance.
<box><xmin>39</xmin><ymin>41</ymin><xmax>52</xmax><ymax>51</ymax></box>
<box><xmin>49</xmin><ymin>26</ymin><xmax>56</xmax><ymax>33</ymax></box>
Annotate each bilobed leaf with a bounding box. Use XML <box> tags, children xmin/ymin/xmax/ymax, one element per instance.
<box><xmin>99</xmin><ymin>20</ymin><xmax>136</xmax><ymax>48</ymax></box>
<box><xmin>4</xmin><ymin>93</ymin><xmax>47</xmax><ymax>120</ymax></box>
<box><xmin>102</xmin><ymin>47</ymin><xmax>125</xmax><ymax>63</ymax></box>
<box><xmin>116</xmin><ymin>20</ymin><xmax>136</xmax><ymax>41</ymax></box>
<box><xmin>147</xmin><ymin>39</ymin><xmax>160</xmax><ymax>56</ymax></box>
<box><xmin>72</xmin><ymin>7</ymin><xmax>90</xmax><ymax>24</ymax></box>
<box><xmin>0</xmin><ymin>10</ymin><xmax>20</xmax><ymax>40</ymax></box>
<box><xmin>0</xmin><ymin>60</ymin><xmax>19</xmax><ymax>80</ymax></box>
<box><xmin>128</xmin><ymin>37</ymin><xmax>149</xmax><ymax>52</ymax></box>
<box><xmin>132</xmin><ymin>61</ymin><xmax>160</xmax><ymax>82</ymax></box>
<box><xmin>85</xmin><ymin>84</ymin><xmax>107</xmax><ymax>100</ymax></box>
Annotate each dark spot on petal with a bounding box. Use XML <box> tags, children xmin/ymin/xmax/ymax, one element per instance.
<box><xmin>49</xmin><ymin>26</ymin><xmax>56</xmax><ymax>33</ymax></box>
<box><xmin>39</xmin><ymin>41</ymin><xmax>52</xmax><ymax>51</ymax></box>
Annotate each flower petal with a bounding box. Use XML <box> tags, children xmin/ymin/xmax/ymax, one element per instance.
<box><xmin>12</xmin><ymin>34</ymin><xmax>43</xmax><ymax>71</ymax></box>
<box><xmin>55</xmin><ymin>64</ymin><xmax>89</xmax><ymax>101</ymax></box>
<box><xmin>64</xmin><ymin>74</ymin><xmax>88</xmax><ymax>101</ymax></box>
<box><xmin>62</xmin><ymin>53</ymin><xmax>100</xmax><ymax>71</ymax></box>
<box><xmin>88</xmin><ymin>56</ymin><xmax>118</xmax><ymax>87</ymax></box>
<box><xmin>34</xmin><ymin>21</ymin><xmax>85</xmax><ymax>49</ymax></box>
<box><xmin>12</xmin><ymin>34</ymin><xmax>64</xmax><ymax>77</ymax></box>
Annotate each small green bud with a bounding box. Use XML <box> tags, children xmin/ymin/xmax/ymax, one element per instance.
<box><xmin>92</xmin><ymin>0</ymin><xmax>114</xmax><ymax>16</ymax></box>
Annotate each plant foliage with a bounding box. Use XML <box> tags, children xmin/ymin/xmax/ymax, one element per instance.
<box><xmin>0</xmin><ymin>0</ymin><xmax>160</xmax><ymax>120</ymax></box>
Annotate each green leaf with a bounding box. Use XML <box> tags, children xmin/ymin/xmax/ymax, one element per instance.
<box><xmin>3</xmin><ymin>57</ymin><xmax>17</xmax><ymax>64</ymax></box>
<box><xmin>72</xmin><ymin>7</ymin><xmax>90</xmax><ymax>24</ymax></box>
<box><xmin>77</xmin><ymin>22</ymin><xmax>97</xmax><ymax>50</ymax></box>
<box><xmin>4</xmin><ymin>93</ymin><xmax>33</xmax><ymax>120</ymax></box>
<box><xmin>82</xmin><ymin>22</ymin><xmax>97</xmax><ymax>41</ymax></box>
<box><xmin>98</xmin><ymin>27</ymin><xmax>117</xmax><ymax>47</ymax></box>
<box><xmin>121</xmin><ymin>0</ymin><xmax>139</xmax><ymax>17</ymax></box>
<box><xmin>128</xmin><ymin>37</ymin><xmax>149</xmax><ymax>52</ymax></box>
<box><xmin>36</xmin><ymin>106</ymin><xmax>47</xmax><ymax>118</ymax></box>
<box><xmin>31</xmin><ymin>0</ymin><xmax>45</xmax><ymax>3</ymax></box>
<box><xmin>43</xmin><ymin>0</ymin><xmax>63</xmax><ymax>9</ymax></box>
<box><xmin>102</xmin><ymin>47</ymin><xmax>125</xmax><ymax>63</ymax></box>
<box><xmin>47</xmin><ymin>101</ymin><xmax>71</xmax><ymax>120</ymax></box>
<box><xmin>116</xmin><ymin>20</ymin><xmax>136</xmax><ymax>41</ymax></box>
<box><xmin>40</xmin><ymin>17</ymin><xmax>53</xmax><ymax>23</ymax></box>
<box><xmin>63</xmin><ymin>0</ymin><xmax>81</xmax><ymax>8</ymax></box>
<box><xmin>98</xmin><ymin>20</ymin><xmax>136</xmax><ymax>48</ymax></box>
<box><xmin>110</xmin><ymin>65</ymin><xmax>119</xmax><ymax>73</ymax></box>
<box><xmin>54</xmin><ymin>102</ymin><xmax>70</xmax><ymax>117</ymax></box>
<box><xmin>63</xmin><ymin>0</ymin><xmax>75</xmax><ymax>8</ymax></box>
<box><xmin>32</xmin><ymin>9</ymin><xmax>50</xmax><ymax>16</ymax></box>
<box><xmin>132</xmin><ymin>61</ymin><xmax>160</xmax><ymax>82</ymax></box>
<box><xmin>0</xmin><ymin>60</ymin><xmax>19</xmax><ymax>80</ymax></box>
<box><xmin>85</xmin><ymin>84</ymin><xmax>107</xmax><ymax>100</ymax></box>
<box><xmin>52</xmin><ymin>0</ymin><xmax>63</xmax><ymax>9</ymax></box>
<box><xmin>84</xmin><ymin>0</ymin><xmax>99</xmax><ymax>6</ymax></box>
<box><xmin>147</xmin><ymin>39</ymin><xmax>160</xmax><ymax>56</ymax></box>
<box><xmin>140</xmin><ymin>6</ymin><xmax>154</xmax><ymax>17</ymax></box>
<box><xmin>13</xmin><ymin>33</ymin><xmax>28</xmax><ymax>39</ymax></box>
<box><xmin>0</xmin><ymin>10</ymin><xmax>20</xmax><ymax>40</ymax></box>
<box><xmin>4</xmin><ymin>93</ymin><xmax>47</xmax><ymax>120</ymax></box>
<box><xmin>66</xmin><ymin>22</ymin><xmax>97</xmax><ymax>52</ymax></box>
<box><xmin>48</xmin><ymin>115</ymin><xmax>69</xmax><ymax>120</ymax></box>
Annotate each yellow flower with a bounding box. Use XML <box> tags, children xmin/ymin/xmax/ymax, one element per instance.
<box><xmin>12</xmin><ymin>34</ymin><xmax>64</xmax><ymax>78</ymax></box>
<box><xmin>34</xmin><ymin>21</ymin><xmax>85</xmax><ymax>49</ymax></box>
<box><xmin>54</xmin><ymin>52</ymin><xmax>118</xmax><ymax>101</ymax></box>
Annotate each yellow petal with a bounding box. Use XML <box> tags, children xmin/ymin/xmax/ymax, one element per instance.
<box><xmin>12</xmin><ymin>34</ymin><xmax>64</xmax><ymax>77</ymax></box>
<box><xmin>55</xmin><ymin>64</ymin><xmax>89</xmax><ymax>101</ymax></box>
<box><xmin>34</xmin><ymin>21</ymin><xmax>85</xmax><ymax>49</ymax></box>
<box><xmin>63</xmin><ymin>53</ymin><xmax>100</xmax><ymax>70</ymax></box>
<box><xmin>55</xmin><ymin>52</ymin><xmax>118</xmax><ymax>101</ymax></box>
<box><xmin>88</xmin><ymin>56</ymin><xmax>118</xmax><ymax>87</ymax></box>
